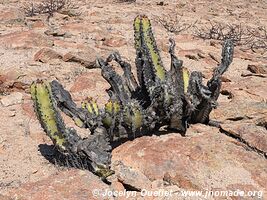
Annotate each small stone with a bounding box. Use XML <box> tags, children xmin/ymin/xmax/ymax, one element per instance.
<box><xmin>34</xmin><ymin>48</ymin><xmax>63</xmax><ymax>63</ymax></box>
<box><xmin>221</xmin><ymin>76</ymin><xmax>231</xmax><ymax>82</ymax></box>
<box><xmin>44</xmin><ymin>29</ymin><xmax>66</xmax><ymax>37</ymax></box>
<box><xmin>1</xmin><ymin>92</ymin><xmax>23</xmax><ymax>107</ymax></box>
<box><xmin>247</xmin><ymin>64</ymin><xmax>267</xmax><ymax>74</ymax></box>
<box><xmin>60</xmin><ymin>9</ymin><xmax>81</xmax><ymax>17</ymax></box>
<box><xmin>112</xmin><ymin>161</ymin><xmax>152</xmax><ymax>191</ymax></box>
<box><xmin>8</xmin><ymin>110</ymin><xmax>16</xmax><ymax>117</ymax></box>
<box><xmin>103</xmin><ymin>37</ymin><xmax>127</xmax><ymax>47</ymax></box>
<box><xmin>178</xmin><ymin>49</ymin><xmax>206</xmax><ymax>61</ymax></box>
<box><xmin>208</xmin><ymin>52</ymin><xmax>220</xmax><ymax>63</ymax></box>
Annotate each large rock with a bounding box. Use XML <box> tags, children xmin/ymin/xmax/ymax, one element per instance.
<box><xmin>6</xmin><ymin>169</ymin><xmax>112</xmax><ymax>200</ymax></box>
<box><xmin>112</xmin><ymin>126</ymin><xmax>267</xmax><ymax>194</ymax></box>
<box><xmin>0</xmin><ymin>31</ymin><xmax>53</xmax><ymax>49</ymax></box>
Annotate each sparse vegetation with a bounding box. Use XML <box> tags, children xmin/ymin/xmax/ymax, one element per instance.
<box><xmin>194</xmin><ymin>22</ymin><xmax>246</xmax><ymax>44</ymax></box>
<box><xmin>247</xmin><ymin>26</ymin><xmax>267</xmax><ymax>53</ymax></box>
<box><xmin>157</xmin><ymin>13</ymin><xmax>196</xmax><ymax>34</ymax></box>
<box><xmin>194</xmin><ymin>22</ymin><xmax>267</xmax><ymax>53</ymax></box>
<box><xmin>23</xmin><ymin>0</ymin><xmax>74</xmax><ymax>17</ymax></box>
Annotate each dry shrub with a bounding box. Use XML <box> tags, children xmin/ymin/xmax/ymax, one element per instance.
<box><xmin>23</xmin><ymin>0</ymin><xmax>74</xmax><ymax>17</ymax></box>
<box><xmin>194</xmin><ymin>22</ymin><xmax>267</xmax><ymax>53</ymax></box>
<box><xmin>157</xmin><ymin>13</ymin><xmax>196</xmax><ymax>34</ymax></box>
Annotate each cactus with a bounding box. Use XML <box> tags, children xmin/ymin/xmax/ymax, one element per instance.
<box><xmin>31</xmin><ymin>15</ymin><xmax>234</xmax><ymax>178</ymax></box>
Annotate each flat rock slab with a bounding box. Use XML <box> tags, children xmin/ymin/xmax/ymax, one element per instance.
<box><xmin>112</xmin><ymin>126</ymin><xmax>267</xmax><ymax>194</ymax></box>
<box><xmin>221</xmin><ymin>122</ymin><xmax>267</xmax><ymax>156</ymax></box>
<box><xmin>0</xmin><ymin>31</ymin><xmax>53</xmax><ymax>49</ymax></box>
<box><xmin>6</xmin><ymin>169</ymin><xmax>112</xmax><ymax>200</ymax></box>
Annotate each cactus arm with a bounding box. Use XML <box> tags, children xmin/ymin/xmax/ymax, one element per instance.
<box><xmin>134</xmin><ymin>15</ymin><xmax>167</xmax><ymax>103</ymax></box>
<box><xmin>31</xmin><ymin>80</ymin><xmax>113</xmax><ymax>177</ymax></box>
<box><xmin>207</xmin><ymin>39</ymin><xmax>234</xmax><ymax>100</ymax></box>
<box><xmin>51</xmin><ymin>80</ymin><xmax>86</xmax><ymax>128</ymax></box>
<box><xmin>141</xmin><ymin>16</ymin><xmax>166</xmax><ymax>82</ymax></box>
<box><xmin>31</xmin><ymin>80</ymin><xmax>67</xmax><ymax>150</ymax></box>
<box><xmin>166</xmin><ymin>39</ymin><xmax>189</xmax><ymax>133</ymax></box>
<box><xmin>106</xmin><ymin>52</ymin><xmax>139</xmax><ymax>93</ymax></box>
<box><xmin>134</xmin><ymin>15</ymin><xmax>145</xmax><ymax>88</ymax></box>
<box><xmin>189</xmin><ymin>39</ymin><xmax>234</xmax><ymax>124</ymax></box>
<box><xmin>213</xmin><ymin>39</ymin><xmax>234</xmax><ymax>77</ymax></box>
<box><xmin>97</xmin><ymin>58</ymin><xmax>131</xmax><ymax>105</ymax></box>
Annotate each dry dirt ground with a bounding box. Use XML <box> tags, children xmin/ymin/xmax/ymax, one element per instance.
<box><xmin>0</xmin><ymin>0</ymin><xmax>266</xmax><ymax>199</ymax></box>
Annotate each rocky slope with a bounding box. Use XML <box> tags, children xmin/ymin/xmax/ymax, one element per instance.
<box><xmin>0</xmin><ymin>0</ymin><xmax>266</xmax><ymax>199</ymax></box>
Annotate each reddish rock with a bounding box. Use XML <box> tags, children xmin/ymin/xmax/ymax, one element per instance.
<box><xmin>112</xmin><ymin>127</ymin><xmax>267</xmax><ymax>192</ymax></box>
<box><xmin>103</xmin><ymin>37</ymin><xmax>127</xmax><ymax>47</ymax></box>
<box><xmin>61</xmin><ymin>23</ymin><xmax>103</xmax><ymax>36</ymax></box>
<box><xmin>220</xmin><ymin>122</ymin><xmax>267</xmax><ymax>155</ymax></box>
<box><xmin>178</xmin><ymin>49</ymin><xmax>206</xmax><ymax>61</ymax></box>
<box><xmin>7</xmin><ymin>169</ymin><xmax>112</xmax><ymax>200</ymax></box>
<box><xmin>44</xmin><ymin>29</ymin><xmax>66</xmax><ymax>37</ymax></box>
<box><xmin>202</xmin><ymin>57</ymin><xmax>218</xmax><ymax>66</ymax></box>
<box><xmin>63</xmin><ymin>50</ymin><xmax>97</xmax><ymax>68</ymax></box>
<box><xmin>211</xmin><ymin>92</ymin><xmax>267</xmax><ymax>122</ymax></box>
<box><xmin>221</xmin><ymin>76</ymin><xmax>232</xmax><ymax>82</ymax></box>
<box><xmin>174</xmin><ymin>34</ymin><xmax>195</xmax><ymax>43</ymax></box>
<box><xmin>110</xmin><ymin>179</ymin><xmax>125</xmax><ymax>192</ymax></box>
<box><xmin>31</xmin><ymin>21</ymin><xmax>46</xmax><ymax>29</ymax></box>
<box><xmin>0</xmin><ymin>74</ymin><xmax>7</xmax><ymax>86</ymax></box>
<box><xmin>53</xmin><ymin>39</ymin><xmax>88</xmax><ymax>50</ymax></box>
<box><xmin>70</xmin><ymin>72</ymin><xmax>101</xmax><ymax>93</ymax></box>
<box><xmin>157</xmin><ymin>39</ymin><xmax>170</xmax><ymax>52</ymax></box>
<box><xmin>247</xmin><ymin>64</ymin><xmax>267</xmax><ymax>74</ymax></box>
<box><xmin>0</xmin><ymin>31</ymin><xmax>53</xmax><ymax>49</ymax></box>
<box><xmin>112</xmin><ymin>161</ymin><xmax>152</xmax><ymax>191</ymax></box>
<box><xmin>208</xmin><ymin>52</ymin><xmax>220</xmax><ymax>63</ymax></box>
<box><xmin>0</xmin><ymin>70</ymin><xmax>28</xmax><ymax>94</ymax></box>
<box><xmin>0</xmin><ymin>11</ymin><xmax>16</xmax><ymax>21</ymax></box>
<box><xmin>0</xmin><ymin>194</ymin><xmax>12</xmax><ymax>200</ymax></box>
<box><xmin>34</xmin><ymin>48</ymin><xmax>63</xmax><ymax>63</ymax></box>
<box><xmin>21</xmin><ymin>101</ymin><xmax>35</xmax><ymax>118</ymax></box>
<box><xmin>234</xmin><ymin>49</ymin><xmax>254</xmax><ymax>61</ymax></box>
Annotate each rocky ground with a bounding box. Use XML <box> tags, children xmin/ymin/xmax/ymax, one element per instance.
<box><xmin>0</xmin><ymin>0</ymin><xmax>266</xmax><ymax>199</ymax></box>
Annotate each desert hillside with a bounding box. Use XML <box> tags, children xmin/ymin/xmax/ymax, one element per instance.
<box><xmin>0</xmin><ymin>0</ymin><xmax>266</xmax><ymax>199</ymax></box>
